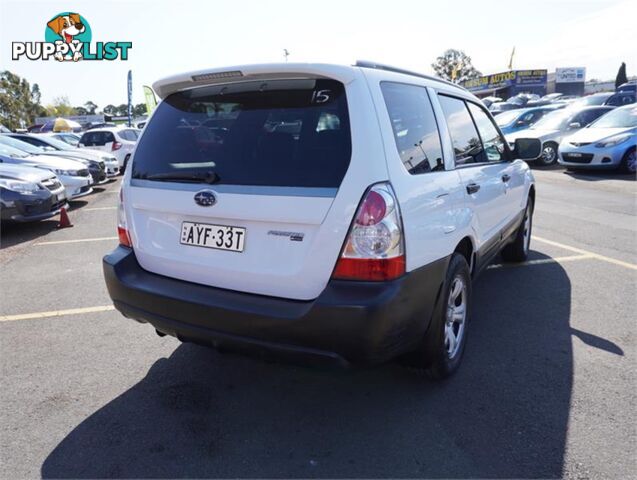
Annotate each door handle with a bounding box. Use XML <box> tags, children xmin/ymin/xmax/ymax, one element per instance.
<box><xmin>466</xmin><ymin>183</ymin><xmax>480</xmax><ymax>194</ymax></box>
<box><xmin>501</xmin><ymin>174</ymin><xmax>511</xmax><ymax>183</ymax></box>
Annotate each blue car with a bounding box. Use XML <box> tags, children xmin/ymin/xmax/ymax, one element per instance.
<box><xmin>495</xmin><ymin>107</ymin><xmax>557</xmax><ymax>135</ymax></box>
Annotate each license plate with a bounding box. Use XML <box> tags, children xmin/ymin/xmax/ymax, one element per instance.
<box><xmin>180</xmin><ymin>221</ymin><xmax>246</xmax><ymax>252</ymax></box>
<box><xmin>569</xmin><ymin>153</ymin><xmax>582</xmax><ymax>157</ymax></box>
<box><xmin>56</xmin><ymin>193</ymin><xmax>65</xmax><ymax>201</ymax></box>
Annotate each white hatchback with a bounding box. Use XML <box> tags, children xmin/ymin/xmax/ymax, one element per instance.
<box><xmin>103</xmin><ymin>62</ymin><xmax>541</xmax><ymax>379</ymax></box>
<box><xmin>78</xmin><ymin>127</ymin><xmax>140</xmax><ymax>172</ymax></box>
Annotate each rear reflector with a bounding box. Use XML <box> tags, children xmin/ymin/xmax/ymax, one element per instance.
<box><xmin>117</xmin><ymin>226</ymin><xmax>132</xmax><ymax>247</ymax></box>
<box><xmin>332</xmin><ymin>256</ymin><xmax>406</xmax><ymax>281</ymax></box>
<box><xmin>112</xmin><ymin>141</ymin><xmax>122</xmax><ymax>151</ymax></box>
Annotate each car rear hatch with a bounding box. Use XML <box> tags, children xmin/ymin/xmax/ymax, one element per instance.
<box><xmin>126</xmin><ymin>69</ymin><xmax>375</xmax><ymax>300</ymax></box>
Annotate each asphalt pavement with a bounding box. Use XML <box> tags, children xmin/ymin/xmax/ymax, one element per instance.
<box><xmin>0</xmin><ymin>168</ymin><xmax>635</xmax><ymax>479</ymax></box>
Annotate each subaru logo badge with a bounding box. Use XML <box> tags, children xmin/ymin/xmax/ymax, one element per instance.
<box><xmin>194</xmin><ymin>190</ymin><xmax>216</xmax><ymax>207</ymax></box>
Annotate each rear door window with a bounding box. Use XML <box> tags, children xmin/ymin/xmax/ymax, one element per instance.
<box><xmin>131</xmin><ymin>79</ymin><xmax>351</xmax><ymax>188</ymax></box>
<box><xmin>438</xmin><ymin>95</ymin><xmax>485</xmax><ymax>166</ymax></box>
<box><xmin>380</xmin><ymin>82</ymin><xmax>444</xmax><ymax>174</ymax></box>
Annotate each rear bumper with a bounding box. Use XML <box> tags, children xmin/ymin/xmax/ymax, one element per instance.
<box><xmin>103</xmin><ymin>247</ymin><xmax>447</xmax><ymax>366</ymax></box>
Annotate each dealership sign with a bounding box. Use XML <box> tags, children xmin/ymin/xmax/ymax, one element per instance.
<box><xmin>556</xmin><ymin>67</ymin><xmax>586</xmax><ymax>83</ymax></box>
<box><xmin>463</xmin><ymin>70</ymin><xmax>547</xmax><ymax>91</ymax></box>
<box><xmin>12</xmin><ymin>12</ymin><xmax>132</xmax><ymax>61</ymax></box>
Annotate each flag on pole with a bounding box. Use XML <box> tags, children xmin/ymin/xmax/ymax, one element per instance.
<box><xmin>143</xmin><ymin>85</ymin><xmax>157</xmax><ymax>114</ymax></box>
<box><xmin>127</xmin><ymin>70</ymin><xmax>133</xmax><ymax>127</ymax></box>
<box><xmin>508</xmin><ymin>47</ymin><xmax>516</xmax><ymax>71</ymax></box>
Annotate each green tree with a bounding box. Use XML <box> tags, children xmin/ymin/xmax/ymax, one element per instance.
<box><xmin>116</xmin><ymin>104</ymin><xmax>128</xmax><ymax>116</ymax></box>
<box><xmin>431</xmin><ymin>49</ymin><xmax>482</xmax><ymax>84</ymax></box>
<box><xmin>84</xmin><ymin>101</ymin><xmax>98</xmax><ymax>115</ymax></box>
<box><xmin>615</xmin><ymin>62</ymin><xmax>628</xmax><ymax>89</ymax></box>
<box><xmin>45</xmin><ymin>96</ymin><xmax>76</xmax><ymax>117</ymax></box>
<box><xmin>132</xmin><ymin>103</ymin><xmax>147</xmax><ymax>117</ymax></box>
<box><xmin>102</xmin><ymin>104</ymin><xmax>117</xmax><ymax>115</ymax></box>
<box><xmin>0</xmin><ymin>71</ymin><xmax>43</xmax><ymax>130</ymax></box>
<box><xmin>75</xmin><ymin>106</ymin><xmax>89</xmax><ymax>115</ymax></box>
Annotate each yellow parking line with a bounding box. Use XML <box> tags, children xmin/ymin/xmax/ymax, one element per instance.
<box><xmin>84</xmin><ymin>206</ymin><xmax>117</xmax><ymax>211</ymax></box>
<box><xmin>0</xmin><ymin>305</ymin><xmax>115</xmax><ymax>322</ymax></box>
<box><xmin>533</xmin><ymin>236</ymin><xmax>637</xmax><ymax>271</ymax></box>
<box><xmin>488</xmin><ymin>254</ymin><xmax>593</xmax><ymax>269</ymax></box>
<box><xmin>35</xmin><ymin>236</ymin><xmax>118</xmax><ymax>246</ymax></box>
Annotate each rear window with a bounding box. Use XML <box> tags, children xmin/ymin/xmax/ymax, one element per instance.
<box><xmin>132</xmin><ymin>79</ymin><xmax>351</xmax><ymax>188</ymax></box>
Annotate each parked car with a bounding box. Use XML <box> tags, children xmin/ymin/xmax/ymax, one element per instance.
<box><xmin>505</xmin><ymin>106</ymin><xmax>615</xmax><ymax>166</ymax></box>
<box><xmin>604</xmin><ymin>91</ymin><xmax>636</xmax><ymax>107</ymax></box>
<box><xmin>568</xmin><ymin>92</ymin><xmax>614</xmax><ymax>108</ymax></box>
<box><xmin>480</xmin><ymin>96</ymin><xmax>502</xmax><ymax>108</ymax></box>
<box><xmin>0</xmin><ymin>143</ymin><xmax>92</xmax><ymax>198</ymax></box>
<box><xmin>616</xmin><ymin>81</ymin><xmax>636</xmax><ymax>93</ymax></box>
<box><xmin>489</xmin><ymin>101</ymin><xmax>519</xmax><ymax>115</ymax></box>
<box><xmin>495</xmin><ymin>107</ymin><xmax>556</xmax><ymax>135</ymax></box>
<box><xmin>0</xmin><ymin>162</ymin><xmax>68</xmax><ymax>222</ymax></box>
<box><xmin>4</xmin><ymin>133</ymin><xmax>119</xmax><ymax>179</ymax></box>
<box><xmin>103</xmin><ymin>62</ymin><xmax>541</xmax><ymax>379</ymax></box>
<box><xmin>78</xmin><ymin>127</ymin><xmax>140</xmax><ymax>172</ymax></box>
<box><xmin>48</xmin><ymin>132</ymin><xmax>81</xmax><ymax>147</ymax></box>
<box><xmin>1</xmin><ymin>134</ymin><xmax>102</xmax><ymax>185</ymax></box>
<box><xmin>559</xmin><ymin>104</ymin><xmax>636</xmax><ymax>173</ymax></box>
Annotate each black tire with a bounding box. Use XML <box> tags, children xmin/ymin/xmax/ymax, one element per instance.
<box><xmin>501</xmin><ymin>197</ymin><xmax>534</xmax><ymax>263</ymax></box>
<box><xmin>402</xmin><ymin>253</ymin><xmax>472</xmax><ymax>380</ymax></box>
<box><xmin>619</xmin><ymin>147</ymin><xmax>636</xmax><ymax>175</ymax></box>
<box><xmin>538</xmin><ymin>142</ymin><xmax>558</xmax><ymax>166</ymax></box>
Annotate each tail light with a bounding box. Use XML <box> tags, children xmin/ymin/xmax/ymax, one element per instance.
<box><xmin>332</xmin><ymin>183</ymin><xmax>405</xmax><ymax>281</ymax></box>
<box><xmin>117</xmin><ymin>189</ymin><xmax>132</xmax><ymax>247</ymax></box>
<box><xmin>112</xmin><ymin>141</ymin><xmax>122</xmax><ymax>151</ymax></box>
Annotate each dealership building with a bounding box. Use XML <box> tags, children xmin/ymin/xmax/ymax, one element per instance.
<box><xmin>462</xmin><ymin>67</ymin><xmax>586</xmax><ymax>98</ymax></box>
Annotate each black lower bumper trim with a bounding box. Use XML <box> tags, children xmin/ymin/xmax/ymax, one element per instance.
<box><xmin>103</xmin><ymin>247</ymin><xmax>448</xmax><ymax>365</ymax></box>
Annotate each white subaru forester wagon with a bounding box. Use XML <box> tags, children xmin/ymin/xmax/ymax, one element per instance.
<box><xmin>104</xmin><ymin>62</ymin><xmax>541</xmax><ymax>379</ymax></box>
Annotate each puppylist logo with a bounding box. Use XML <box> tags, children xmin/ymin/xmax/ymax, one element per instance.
<box><xmin>12</xmin><ymin>12</ymin><xmax>132</xmax><ymax>62</ymax></box>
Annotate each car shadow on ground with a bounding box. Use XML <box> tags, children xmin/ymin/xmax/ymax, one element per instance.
<box><xmin>562</xmin><ymin>169</ymin><xmax>635</xmax><ymax>182</ymax></box>
<box><xmin>0</xmin><ymin>199</ymin><xmax>90</xmax><ymax>249</ymax></box>
<box><xmin>40</xmin><ymin>252</ymin><xmax>620</xmax><ymax>478</ymax></box>
<box><xmin>0</xmin><ymin>218</ymin><xmax>60</xmax><ymax>249</ymax></box>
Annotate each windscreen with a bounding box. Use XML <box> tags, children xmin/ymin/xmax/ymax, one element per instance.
<box><xmin>132</xmin><ymin>78</ymin><xmax>351</xmax><ymax>188</ymax></box>
<box><xmin>589</xmin><ymin>106</ymin><xmax>637</xmax><ymax>128</ymax></box>
<box><xmin>531</xmin><ymin>110</ymin><xmax>571</xmax><ymax>130</ymax></box>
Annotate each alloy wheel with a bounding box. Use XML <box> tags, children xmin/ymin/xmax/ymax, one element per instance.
<box><xmin>445</xmin><ymin>276</ymin><xmax>467</xmax><ymax>359</ymax></box>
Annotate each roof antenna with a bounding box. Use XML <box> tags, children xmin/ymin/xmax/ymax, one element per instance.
<box><xmin>283</xmin><ymin>49</ymin><xmax>290</xmax><ymax>62</ymax></box>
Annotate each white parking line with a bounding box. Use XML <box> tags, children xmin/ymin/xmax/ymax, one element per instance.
<box><xmin>488</xmin><ymin>254</ymin><xmax>593</xmax><ymax>269</ymax></box>
<box><xmin>35</xmin><ymin>236</ymin><xmax>118</xmax><ymax>246</ymax></box>
<box><xmin>0</xmin><ymin>305</ymin><xmax>115</xmax><ymax>322</ymax></box>
<box><xmin>84</xmin><ymin>206</ymin><xmax>117</xmax><ymax>211</ymax></box>
<box><xmin>533</xmin><ymin>236</ymin><xmax>637</xmax><ymax>271</ymax></box>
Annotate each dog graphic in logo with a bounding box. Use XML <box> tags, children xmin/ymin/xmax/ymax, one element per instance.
<box><xmin>46</xmin><ymin>13</ymin><xmax>85</xmax><ymax>61</ymax></box>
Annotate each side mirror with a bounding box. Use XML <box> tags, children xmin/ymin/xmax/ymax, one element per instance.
<box><xmin>513</xmin><ymin>138</ymin><xmax>542</xmax><ymax>160</ymax></box>
<box><xmin>568</xmin><ymin>122</ymin><xmax>581</xmax><ymax>129</ymax></box>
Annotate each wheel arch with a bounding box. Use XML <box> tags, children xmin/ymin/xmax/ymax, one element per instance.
<box><xmin>453</xmin><ymin>236</ymin><xmax>475</xmax><ymax>274</ymax></box>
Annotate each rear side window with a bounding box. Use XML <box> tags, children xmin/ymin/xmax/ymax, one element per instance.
<box><xmin>380</xmin><ymin>82</ymin><xmax>444</xmax><ymax>174</ymax></box>
<box><xmin>132</xmin><ymin>79</ymin><xmax>351</xmax><ymax>188</ymax></box>
<box><xmin>119</xmin><ymin>129</ymin><xmax>139</xmax><ymax>141</ymax></box>
<box><xmin>438</xmin><ymin>95</ymin><xmax>484</xmax><ymax>166</ymax></box>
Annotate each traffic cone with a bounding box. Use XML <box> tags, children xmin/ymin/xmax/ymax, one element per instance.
<box><xmin>57</xmin><ymin>207</ymin><xmax>73</xmax><ymax>229</ymax></box>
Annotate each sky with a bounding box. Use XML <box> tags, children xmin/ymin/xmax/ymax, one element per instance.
<box><xmin>1</xmin><ymin>0</ymin><xmax>635</xmax><ymax>110</ymax></box>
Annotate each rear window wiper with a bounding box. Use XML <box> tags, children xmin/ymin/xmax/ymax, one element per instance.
<box><xmin>142</xmin><ymin>171</ymin><xmax>220</xmax><ymax>184</ymax></box>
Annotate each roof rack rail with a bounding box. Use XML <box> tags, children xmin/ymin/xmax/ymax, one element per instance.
<box><xmin>355</xmin><ymin>60</ymin><xmax>466</xmax><ymax>90</ymax></box>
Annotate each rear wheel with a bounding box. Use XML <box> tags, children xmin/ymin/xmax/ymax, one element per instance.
<box><xmin>403</xmin><ymin>253</ymin><xmax>471</xmax><ymax>380</ymax></box>
<box><xmin>538</xmin><ymin>142</ymin><xmax>558</xmax><ymax>166</ymax></box>
<box><xmin>501</xmin><ymin>197</ymin><xmax>533</xmax><ymax>263</ymax></box>
<box><xmin>619</xmin><ymin>147</ymin><xmax>636</xmax><ymax>174</ymax></box>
